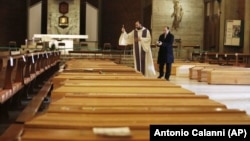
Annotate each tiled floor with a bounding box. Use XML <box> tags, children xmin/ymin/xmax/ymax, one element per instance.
<box><xmin>167</xmin><ymin>75</ymin><xmax>250</xmax><ymax>115</ymax></box>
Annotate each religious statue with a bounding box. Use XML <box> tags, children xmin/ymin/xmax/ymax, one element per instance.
<box><xmin>171</xmin><ymin>0</ymin><xmax>184</xmax><ymax>31</ymax></box>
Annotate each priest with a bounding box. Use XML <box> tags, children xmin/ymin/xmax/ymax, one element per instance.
<box><xmin>119</xmin><ymin>21</ymin><xmax>156</xmax><ymax>78</ymax></box>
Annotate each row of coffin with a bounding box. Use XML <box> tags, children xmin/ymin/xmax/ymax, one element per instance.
<box><xmin>8</xmin><ymin>59</ymin><xmax>250</xmax><ymax>141</ymax></box>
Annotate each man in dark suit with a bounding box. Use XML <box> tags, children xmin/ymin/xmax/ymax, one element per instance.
<box><xmin>156</xmin><ymin>26</ymin><xmax>174</xmax><ymax>81</ymax></box>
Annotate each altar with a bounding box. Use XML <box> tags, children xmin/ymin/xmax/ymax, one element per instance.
<box><xmin>33</xmin><ymin>34</ymin><xmax>88</xmax><ymax>54</ymax></box>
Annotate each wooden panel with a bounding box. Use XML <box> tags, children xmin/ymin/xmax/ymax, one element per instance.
<box><xmin>101</xmin><ymin>0</ymin><xmax>142</xmax><ymax>48</ymax></box>
<box><xmin>0</xmin><ymin>0</ymin><xmax>27</xmax><ymax>46</ymax></box>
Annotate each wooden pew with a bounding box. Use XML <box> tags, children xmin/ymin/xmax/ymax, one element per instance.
<box><xmin>8</xmin><ymin>55</ymin><xmax>28</xmax><ymax>108</ymax></box>
<box><xmin>204</xmin><ymin>52</ymin><xmax>250</xmax><ymax>66</ymax></box>
<box><xmin>0</xmin><ymin>56</ymin><xmax>18</xmax><ymax>104</ymax></box>
<box><xmin>28</xmin><ymin>51</ymin><xmax>60</xmax><ymax>90</ymax></box>
<box><xmin>16</xmin><ymin>80</ymin><xmax>53</xmax><ymax>123</ymax></box>
<box><xmin>0</xmin><ymin>54</ymin><xmax>27</xmax><ymax>120</ymax></box>
<box><xmin>23</xmin><ymin>54</ymin><xmax>33</xmax><ymax>85</ymax></box>
<box><xmin>0</xmin><ymin>124</ymin><xmax>23</xmax><ymax>141</ymax></box>
<box><xmin>0</xmin><ymin>57</ymin><xmax>10</xmax><ymax>103</ymax></box>
<box><xmin>0</xmin><ymin>57</ymin><xmax>11</xmax><ymax>119</ymax></box>
<box><xmin>0</xmin><ymin>51</ymin><xmax>60</xmax><ymax>118</ymax></box>
<box><xmin>0</xmin><ymin>51</ymin><xmax>61</xmax><ymax>141</ymax></box>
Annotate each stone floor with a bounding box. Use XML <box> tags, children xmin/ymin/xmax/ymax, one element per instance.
<box><xmin>165</xmin><ymin>75</ymin><xmax>250</xmax><ymax>115</ymax></box>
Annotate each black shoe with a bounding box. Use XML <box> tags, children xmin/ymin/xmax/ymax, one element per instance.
<box><xmin>165</xmin><ymin>77</ymin><xmax>169</xmax><ymax>81</ymax></box>
<box><xmin>157</xmin><ymin>75</ymin><xmax>163</xmax><ymax>79</ymax></box>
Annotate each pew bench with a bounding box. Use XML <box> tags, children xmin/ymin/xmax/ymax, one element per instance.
<box><xmin>0</xmin><ymin>124</ymin><xmax>23</xmax><ymax>141</ymax></box>
<box><xmin>16</xmin><ymin>80</ymin><xmax>53</xmax><ymax>123</ymax></box>
<box><xmin>0</xmin><ymin>55</ymin><xmax>26</xmax><ymax>109</ymax></box>
<box><xmin>0</xmin><ymin>51</ymin><xmax>60</xmax><ymax>120</ymax></box>
<box><xmin>0</xmin><ymin>57</ymin><xmax>18</xmax><ymax>104</ymax></box>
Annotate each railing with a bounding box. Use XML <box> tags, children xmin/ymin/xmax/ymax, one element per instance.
<box><xmin>192</xmin><ymin>52</ymin><xmax>250</xmax><ymax>66</ymax></box>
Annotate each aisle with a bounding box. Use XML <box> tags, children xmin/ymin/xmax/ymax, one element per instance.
<box><xmin>168</xmin><ymin>75</ymin><xmax>250</xmax><ymax>115</ymax></box>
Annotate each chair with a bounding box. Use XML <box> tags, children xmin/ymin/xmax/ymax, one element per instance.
<box><xmin>79</xmin><ymin>42</ymin><xmax>88</xmax><ymax>51</ymax></box>
<box><xmin>36</xmin><ymin>42</ymin><xmax>43</xmax><ymax>49</ymax></box>
<box><xmin>9</xmin><ymin>41</ymin><xmax>17</xmax><ymax>51</ymax></box>
<box><xmin>58</xmin><ymin>42</ymin><xmax>66</xmax><ymax>55</ymax></box>
<box><xmin>103</xmin><ymin>43</ymin><xmax>112</xmax><ymax>51</ymax></box>
<box><xmin>125</xmin><ymin>44</ymin><xmax>133</xmax><ymax>55</ymax></box>
<box><xmin>118</xmin><ymin>44</ymin><xmax>132</xmax><ymax>58</ymax></box>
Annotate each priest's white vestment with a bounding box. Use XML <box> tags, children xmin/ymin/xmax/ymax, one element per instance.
<box><xmin>119</xmin><ymin>27</ymin><xmax>156</xmax><ymax>77</ymax></box>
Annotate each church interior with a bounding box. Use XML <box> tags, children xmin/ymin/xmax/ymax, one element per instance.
<box><xmin>0</xmin><ymin>0</ymin><xmax>250</xmax><ymax>140</ymax></box>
